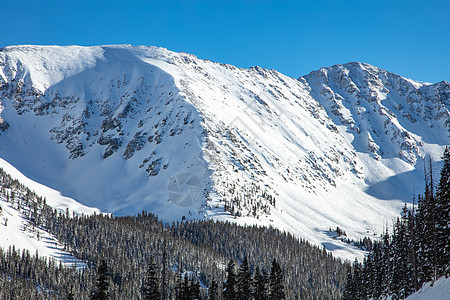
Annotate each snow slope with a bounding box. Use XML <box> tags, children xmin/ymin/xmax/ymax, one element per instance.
<box><xmin>0</xmin><ymin>45</ymin><xmax>448</xmax><ymax>260</ymax></box>
<box><xmin>0</xmin><ymin>158</ymin><xmax>99</xmax><ymax>214</ymax></box>
<box><xmin>0</xmin><ymin>158</ymin><xmax>98</xmax><ymax>266</ymax></box>
<box><xmin>403</xmin><ymin>277</ymin><xmax>450</xmax><ymax>300</ymax></box>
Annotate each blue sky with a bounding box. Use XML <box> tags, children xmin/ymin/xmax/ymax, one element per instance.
<box><xmin>2</xmin><ymin>0</ymin><xmax>449</xmax><ymax>83</ymax></box>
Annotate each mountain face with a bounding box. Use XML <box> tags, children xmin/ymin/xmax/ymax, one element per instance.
<box><xmin>303</xmin><ymin>62</ymin><xmax>449</xmax><ymax>164</ymax></box>
<box><xmin>0</xmin><ymin>45</ymin><xmax>448</xmax><ymax>259</ymax></box>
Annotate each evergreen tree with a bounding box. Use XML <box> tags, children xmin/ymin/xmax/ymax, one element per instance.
<box><xmin>417</xmin><ymin>158</ymin><xmax>438</xmax><ymax>283</ymax></box>
<box><xmin>381</xmin><ymin>227</ymin><xmax>393</xmax><ymax>297</ymax></box>
<box><xmin>67</xmin><ymin>287</ymin><xmax>75</xmax><ymax>300</ymax></box>
<box><xmin>143</xmin><ymin>257</ymin><xmax>160</xmax><ymax>300</ymax></box>
<box><xmin>175</xmin><ymin>270</ymin><xmax>189</xmax><ymax>300</ymax></box>
<box><xmin>391</xmin><ymin>215</ymin><xmax>411</xmax><ymax>299</ymax></box>
<box><xmin>223</xmin><ymin>260</ymin><xmax>236</xmax><ymax>300</ymax></box>
<box><xmin>362</xmin><ymin>254</ymin><xmax>374</xmax><ymax>299</ymax></box>
<box><xmin>407</xmin><ymin>201</ymin><xmax>419</xmax><ymax>291</ymax></box>
<box><xmin>67</xmin><ymin>291</ymin><xmax>75</xmax><ymax>300</ymax></box>
<box><xmin>402</xmin><ymin>207</ymin><xmax>416</xmax><ymax>296</ymax></box>
<box><xmin>237</xmin><ymin>256</ymin><xmax>252</xmax><ymax>300</ymax></box>
<box><xmin>416</xmin><ymin>190</ymin><xmax>437</xmax><ymax>283</ymax></box>
<box><xmin>253</xmin><ymin>266</ymin><xmax>268</xmax><ymax>300</ymax></box>
<box><xmin>208</xmin><ymin>279</ymin><xmax>218</xmax><ymax>300</ymax></box>
<box><xmin>269</xmin><ymin>258</ymin><xmax>284</xmax><ymax>300</ymax></box>
<box><xmin>415</xmin><ymin>194</ymin><xmax>427</xmax><ymax>286</ymax></box>
<box><xmin>342</xmin><ymin>265</ymin><xmax>354</xmax><ymax>300</ymax></box>
<box><xmin>189</xmin><ymin>278</ymin><xmax>200</xmax><ymax>300</ymax></box>
<box><xmin>436</xmin><ymin>146</ymin><xmax>450</xmax><ymax>277</ymax></box>
<box><xmin>371</xmin><ymin>243</ymin><xmax>384</xmax><ymax>300</ymax></box>
<box><xmin>67</xmin><ymin>292</ymin><xmax>74</xmax><ymax>300</ymax></box>
<box><xmin>90</xmin><ymin>260</ymin><xmax>109</xmax><ymax>300</ymax></box>
<box><xmin>352</xmin><ymin>259</ymin><xmax>365</xmax><ymax>300</ymax></box>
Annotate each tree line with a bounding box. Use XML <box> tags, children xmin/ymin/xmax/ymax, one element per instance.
<box><xmin>90</xmin><ymin>256</ymin><xmax>285</xmax><ymax>300</ymax></box>
<box><xmin>343</xmin><ymin>147</ymin><xmax>450</xmax><ymax>299</ymax></box>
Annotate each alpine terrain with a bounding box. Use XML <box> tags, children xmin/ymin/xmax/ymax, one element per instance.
<box><xmin>0</xmin><ymin>45</ymin><xmax>448</xmax><ymax>260</ymax></box>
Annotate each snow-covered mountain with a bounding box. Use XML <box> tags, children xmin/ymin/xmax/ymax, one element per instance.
<box><xmin>0</xmin><ymin>45</ymin><xmax>448</xmax><ymax>259</ymax></box>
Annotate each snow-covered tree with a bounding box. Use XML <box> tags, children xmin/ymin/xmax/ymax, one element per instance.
<box><xmin>237</xmin><ymin>256</ymin><xmax>252</xmax><ymax>300</ymax></box>
<box><xmin>269</xmin><ymin>258</ymin><xmax>284</xmax><ymax>300</ymax></box>
<box><xmin>223</xmin><ymin>260</ymin><xmax>236</xmax><ymax>300</ymax></box>
<box><xmin>90</xmin><ymin>260</ymin><xmax>109</xmax><ymax>300</ymax></box>
<box><xmin>143</xmin><ymin>257</ymin><xmax>160</xmax><ymax>300</ymax></box>
<box><xmin>436</xmin><ymin>147</ymin><xmax>450</xmax><ymax>277</ymax></box>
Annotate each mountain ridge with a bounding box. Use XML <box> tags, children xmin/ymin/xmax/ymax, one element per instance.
<box><xmin>0</xmin><ymin>45</ymin><xmax>448</xmax><ymax>259</ymax></box>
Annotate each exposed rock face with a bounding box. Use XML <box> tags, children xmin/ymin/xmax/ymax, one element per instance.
<box><xmin>303</xmin><ymin>62</ymin><xmax>449</xmax><ymax>164</ymax></box>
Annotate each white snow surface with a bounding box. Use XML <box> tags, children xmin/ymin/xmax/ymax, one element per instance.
<box><xmin>0</xmin><ymin>45</ymin><xmax>448</xmax><ymax>261</ymax></box>
<box><xmin>0</xmin><ymin>158</ymin><xmax>98</xmax><ymax>267</ymax></box>
<box><xmin>402</xmin><ymin>276</ymin><xmax>450</xmax><ymax>300</ymax></box>
<box><xmin>0</xmin><ymin>157</ymin><xmax>99</xmax><ymax>214</ymax></box>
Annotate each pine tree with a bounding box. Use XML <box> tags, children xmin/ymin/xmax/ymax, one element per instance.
<box><xmin>183</xmin><ymin>275</ymin><xmax>190</xmax><ymax>300</ymax></box>
<box><xmin>418</xmin><ymin>158</ymin><xmax>438</xmax><ymax>283</ymax></box>
<box><xmin>269</xmin><ymin>258</ymin><xmax>284</xmax><ymax>300</ymax></box>
<box><xmin>237</xmin><ymin>256</ymin><xmax>252</xmax><ymax>300</ymax></box>
<box><xmin>343</xmin><ymin>265</ymin><xmax>354</xmax><ymax>300</ymax></box>
<box><xmin>371</xmin><ymin>243</ymin><xmax>384</xmax><ymax>299</ymax></box>
<box><xmin>223</xmin><ymin>260</ymin><xmax>236</xmax><ymax>300</ymax></box>
<box><xmin>67</xmin><ymin>291</ymin><xmax>74</xmax><ymax>300</ymax></box>
<box><xmin>67</xmin><ymin>286</ymin><xmax>75</xmax><ymax>300</ymax></box>
<box><xmin>363</xmin><ymin>253</ymin><xmax>374</xmax><ymax>299</ymax></box>
<box><xmin>416</xmin><ymin>161</ymin><xmax>438</xmax><ymax>285</ymax></box>
<box><xmin>391</xmin><ymin>215</ymin><xmax>411</xmax><ymax>299</ymax></box>
<box><xmin>161</xmin><ymin>240</ymin><xmax>167</xmax><ymax>300</ymax></box>
<box><xmin>352</xmin><ymin>259</ymin><xmax>365</xmax><ymax>300</ymax></box>
<box><xmin>175</xmin><ymin>270</ymin><xmax>191</xmax><ymax>300</ymax></box>
<box><xmin>143</xmin><ymin>257</ymin><xmax>160</xmax><ymax>300</ymax></box>
<box><xmin>381</xmin><ymin>228</ymin><xmax>392</xmax><ymax>297</ymax></box>
<box><xmin>416</xmin><ymin>194</ymin><xmax>428</xmax><ymax>286</ymax></box>
<box><xmin>407</xmin><ymin>199</ymin><xmax>419</xmax><ymax>291</ymax></box>
<box><xmin>189</xmin><ymin>278</ymin><xmax>200</xmax><ymax>300</ymax></box>
<box><xmin>90</xmin><ymin>260</ymin><xmax>109</xmax><ymax>300</ymax></box>
<box><xmin>436</xmin><ymin>147</ymin><xmax>450</xmax><ymax>277</ymax></box>
<box><xmin>208</xmin><ymin>279</ymin><xmax>218</xmax><ymax>300</ymax></box>
<box><xmin>253</xmin><ymin>266</ymin><xmax>268</xmax><ymax>300</ymax></box>
<box><xmin>175</xmin><ymin>270</ymin><xmax>184</xmax><ymax>300</ymax></box>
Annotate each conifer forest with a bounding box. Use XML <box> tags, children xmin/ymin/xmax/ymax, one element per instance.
<box><xmin>0</xmin><ymin>170</ymin><xmax>345</xmax><ymax>299</ymax></box>
<box><xmin>0</xmin><ymin>147</ymin><xmax>449</xmax><ymax>299</ymax></box>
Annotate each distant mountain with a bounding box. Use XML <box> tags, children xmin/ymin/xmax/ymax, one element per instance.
<box><xmin>0</xmin><ymin>45</ymin><xmax>448</xmax><ymax>259</ymax></box>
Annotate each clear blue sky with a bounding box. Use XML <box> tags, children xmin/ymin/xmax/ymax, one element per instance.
<box><xmin>2</xmin><ymin>0</ymin><xmax>449</xmax><ymax>83</ymax></box>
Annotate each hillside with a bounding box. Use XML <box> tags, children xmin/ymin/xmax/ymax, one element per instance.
<box><xmin>0</xmin><ymin>45</ymin><xmax>448</xmax><ymax>259</ymax></box>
